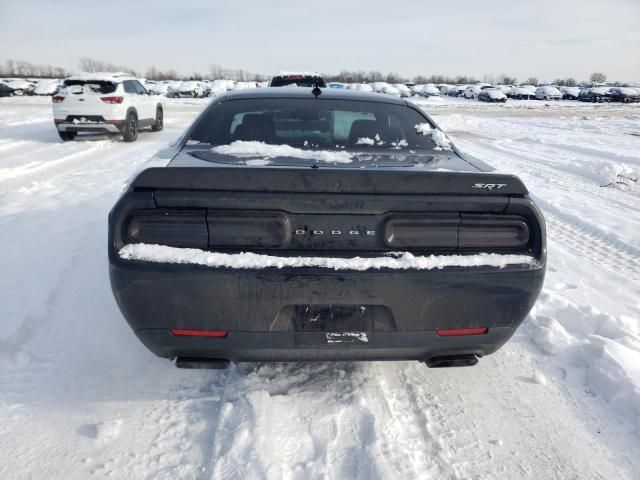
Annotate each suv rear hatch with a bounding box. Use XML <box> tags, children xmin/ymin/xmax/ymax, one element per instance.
<box><xmin>56</xmin><ymin>80</ymin><xmax>119</xmax><ymax>118</ymax></box>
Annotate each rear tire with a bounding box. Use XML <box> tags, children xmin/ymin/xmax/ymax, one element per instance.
<box><xmin>122</xmin><ymin>111</ymin><xmax>138</xmax><ymax>142</ymax></box>
<box><xmin>151</xmin><ymin>107</ymin><xmax>163</xmax><ymax>132</ymax></box>
<box><xmin>58</xmin><ymin>131</ymin><xmax>76</xmax><ymax>142</ymax></box>
<box><xmin>13</xmin><ymin>89</ymin><xmax>24</xmax><ymax>96</ymax></box>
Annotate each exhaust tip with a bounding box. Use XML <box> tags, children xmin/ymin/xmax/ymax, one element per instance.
<box><xmin>176</xmin><ymin>357</ymin><xmax>230</xmax><ymax>370</ymax></box>
<box><xmin>424</xmin><ymin>354</ymin><xmax>478</xmax><ymax>368</ymax></box>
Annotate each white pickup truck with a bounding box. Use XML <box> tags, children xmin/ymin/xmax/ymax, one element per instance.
<box><xmin>52</xmin><ymin>72</ymin><xmax>163</xmax><ymax>142</ymax></box>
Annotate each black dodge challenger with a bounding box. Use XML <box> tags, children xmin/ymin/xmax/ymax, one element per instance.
<box><xmin>109</xmin><ymin>88</ymin><xmax>546</xmax><ymax>369</ymax></box>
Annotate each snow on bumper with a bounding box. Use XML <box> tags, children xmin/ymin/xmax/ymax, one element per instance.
<box><xmin>118</xmin><ymin>243</ymin><xmax>539</xmax><ymax>271</ymax></box>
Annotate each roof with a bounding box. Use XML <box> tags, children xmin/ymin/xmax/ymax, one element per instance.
<box><xmin>64</xmin><ymin>72</ymin><xmax>137</xmax><ymax>82</ymax></box>
<box><xmin>274</xmin><ymin>71</ymin><xmax>322</xmax><ymax>77</ymax></box>
<box><xmin>222</xmin><ymin>87</ymin><xmax>407</xmax><ymax>105</ymax></box>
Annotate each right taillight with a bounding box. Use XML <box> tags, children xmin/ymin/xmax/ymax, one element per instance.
<box><xmin>52</xmin><ymin>95</ymin><xmax>65</xmax><ymax>103</ymax></box>
<box><xmin>384</xmin><ymin>214</ymin><xmax>529</xmax><ymax>250</ymax></box>
<box><xmin>458</xmin><ymin>215</ymin><xmax>529</xmax><ymax>249</ymax></box>
<box><xmin>101</xmin><ymin>96</ymin><xmax>124</xmax><ymax>104</ymax></box>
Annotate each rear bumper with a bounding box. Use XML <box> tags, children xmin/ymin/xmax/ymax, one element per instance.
<box><xmin>135</xmin><ymin>327</ymin><xmax>516</xmax><ymax>363</ymax></box>
<box><xmin>110</xmin><ymin>260</ymin><xmax>545</xmax><ymax>362</ymax></box>
<box><xmin>55</xmin><ymin>121</ymin><xmax>122</xmax><ymax>133</ymax></box>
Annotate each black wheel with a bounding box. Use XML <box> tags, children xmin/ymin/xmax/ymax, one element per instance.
<box><xmin>151</xmin><ymin>107</ymin><xmax>163</xmax><ymax>132</ymax></box>
<box><xmin>594</xmin><ymin>96</ymin><xmax>601</xmax><ymax>103</ymax></box>
<box><xmin>58</xmin><ymin>131</ymin><xmax>76</xmax><ymax>141</ymax></box>
<box><xmin>122</xmin><ymin>111</ymin><xmax>138</xmax><ymax>142</ymax></box>
<box><xmin>13</xmin><ymin>89</ymin><xmax>24</xmax><ymax>96</ymax></box>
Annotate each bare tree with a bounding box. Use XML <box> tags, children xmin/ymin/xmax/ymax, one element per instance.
<box><xmin>590</xmin><ymin>72</ymin><xmax>607</xmax><ymax>84</ymax></box>
<box><xmin>497</xmin><ymin>74</ymin><xmax>517</xmax><ymax>85</ymax></box>
<box><xmin>525</xmin><ymin>77</ymin><xmax>539</xmax><ymax>86</ymax></box>
<box><xmin>78</xmin><ymin>57</ymin><xmax>136</xmax><ymax>75</ymax></box>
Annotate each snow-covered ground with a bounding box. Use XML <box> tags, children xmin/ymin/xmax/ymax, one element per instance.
<box><xmin>0</xmin><ymin>96</ymin><xmax>639</xmax><ymax>480</ymax></box>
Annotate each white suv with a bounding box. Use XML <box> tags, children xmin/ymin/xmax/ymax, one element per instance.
<box><xmin>52</xmin><ymin>73</ymin><xmax>163</xmax><ymax>142</ymax></box>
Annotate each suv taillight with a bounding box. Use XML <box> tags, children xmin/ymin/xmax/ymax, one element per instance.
<box><xmin>52</xmin><ymin>96</ymin><xmax>65</xmax><ymax>103</ymax></box>
<box><xmin>101</xmin><ymin>96</ymin><xmax>124</xmax><ymax>104</ymax></box>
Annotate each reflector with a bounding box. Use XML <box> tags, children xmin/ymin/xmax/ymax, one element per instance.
<box><xmin>436</xmin><ymin>327</ymin><xmax>488</xmax><ymax>336</ymax></box>
<box><xmin>170</xmin><ymin>329</ymin><xmax>228</xmax><ymax>337</ymax></box>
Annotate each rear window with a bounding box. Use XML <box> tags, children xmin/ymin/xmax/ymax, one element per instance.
<box><xmin>63</xmin><ymin>80</ymin><xmax>117</xmax><ymax>94</ymax></box>
<box><xmin>188</xmin><ymin>98</ymin><xmax>440</xmax><ymax>151</ymax></box>
<box><xmin>270</xmin><ymin>76</ymin><xmax>326</xmax><ymax>88</ymax></box>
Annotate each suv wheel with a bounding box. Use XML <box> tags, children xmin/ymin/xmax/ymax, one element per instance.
<box><xmin>151</xmin><ymin>107</ymin><xmax>163</xmax><ymax>132</ymax></box>
<box><xmin>13</xmin><ymin>89</ymin><xmax>24</xmax><ymax>96</ymax></box>
<box><xmin>122</xmin><ymin>111</ymin><xmax>138</xmax><ymax>142</ymax></box>
<box><xmin>58</xmin><ymin>131</ymin><xmax>76</xmax><ymax>142</ymax></box>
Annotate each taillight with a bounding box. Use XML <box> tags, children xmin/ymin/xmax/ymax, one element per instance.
<box><xmin>384</xmin><ymin>215</ymin><xmax>529</xmax><ymax>250</ymax></box>
<box><xmin>52</xmin><ymin>95</ymin><xmax>65</xmax><ymax>103</ymax></box>
<box><xmin>101</xmin><ymin>96</ymin><xmax>124</xmax><ymax>104</ymax></box>
<box><xmin>458</xmin><ymin>215</ymin><xmax>529</xmax><ymax>249</ymax></box>
<box><xmin>436</xmin><ymin>327</ymin><xmax>488</xmax><ymax>336</ymax></box>
<box><xmin>170</xmin><ymin>329</ymin><xmax>228</xmax><ymax>337</ymax></box>
<box><xmin>126</xmin><ymin>210</ymin><xmax>287</xmax><ymax>249</ymax></box>
<box><xmin>127</xmin><ymin>210</ymin><xmax>208</xmax><ymax>248</ymax></box>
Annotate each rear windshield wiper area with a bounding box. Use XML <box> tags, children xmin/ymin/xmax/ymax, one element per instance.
<box><xmin>185</xmin><ymin>149</ymin><xmax>450</xmax><ymax>168</ymax></box>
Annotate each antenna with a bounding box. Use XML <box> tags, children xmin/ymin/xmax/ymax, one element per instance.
<box><xmin>311</xmin><ymin>78</ymin><xmax>322</xmax><ymax>97</ymax></box>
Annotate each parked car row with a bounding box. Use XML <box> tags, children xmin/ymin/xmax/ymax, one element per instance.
<box><xmin>0</xmin><ymin>78</ymin><xmax>63</xmax><ymax>96</ymax></box>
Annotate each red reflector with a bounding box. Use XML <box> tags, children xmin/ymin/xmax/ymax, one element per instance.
<box><xmin>52</xmin><ymin>95</ymin><xmax>65</xmax><ymax>103</ymax></box>
<box><xmin>100</xmin><ymin>96</ymin><xmax>124</xmax><ymax>104</ymax></box>
<box><xmin>436</xmin><ymin>327</ymin><xmax>488</xmax><ymax>337</ymax></box>
<box><xmin>170</xmin><ymin>329</ymin><xmax>228</xmax><ymax>337</ymax></box>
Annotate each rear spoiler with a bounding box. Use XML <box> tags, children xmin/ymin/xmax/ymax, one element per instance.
<box><xmin>131</xmin><ymin>167</ymin><xmax>528</xmax><ymax>196</ymax></box>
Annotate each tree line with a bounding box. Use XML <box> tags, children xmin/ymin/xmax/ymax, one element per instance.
<box><xmin>0</xmin><ymin>58</ymin><xmax>616</xmax><ymax>86</ymax></box>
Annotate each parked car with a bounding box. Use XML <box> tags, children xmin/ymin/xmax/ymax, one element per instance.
<box><xmin>52</xmin><ymin>73</ymin><xmax>163</xmax><ymax>142</ymax></box>
<box><xmin>0</xmin><ymin>82</ymin><xmax>13</xmax><ymax>97</ymax></box>
<box><xmin>464</xmin><ymin>85</ymin><xmax>492</xmax><ymax>99</ymax></box>
<box><xmin>535</xmin><ymin>86</ymin><xmax>562</xmax><ymax>100</ymax></box>
<box><xmin>478</xmin><ymin>88</ymin><xmax>507</xmax><ymax>103</ymax></box>
<box><xmin>369</xmin><ymin>82</ymin><xmax>388</xmax><ymax>93</ymax></box>
<box><xmin>609</xmin><ymin>87</ymin><xmax>640</xmax><ymax>103</ymax></box>
<box><xmin>381</xmin><ymin>85</ymin><xmax>401</xmax><ymax>96</ymax></box>
<box><xmin>494</xmin><ymin>85</ymin><xmax>513</xmax><ymax>95</ymax></box>
<box><xmin>578</xmin><ymin>87</ymin><xmax>612</xmax><ymax>103</ymax></box>
<box><xmin>509</xmin><ymin>86</ymin><xmax>536</xmax><ymax>100</ymax></box>
<box><xmin>109</xmin><ymin>87</ymin><xmax>546</xmax><ymax>369</ymax></box>
<box><xmin>171</xmin><ymin>81</ymin><xmax>206</xmax><ymax>98</ymax></box>
<box><xmin>559</xmin><ymin>86</ymin><xmax>580</xmax><ymax>100</ymax></box>
<box><xmin>5</xmin><ymin>79</ymin><xmax>36</xmax><ymax>96</ymax></box>
<box><xmin>348</xmin><ymin>83</ymin><xmax>374</xmax><ymax>93</ymax></box>
<box><xmin>33</xmin><ymin>79</ymin><xmax>62</xmax><ymax>96</ymax></box>
<box><xmin>447</xmin><ymin>86</ymin><xmax>467</xmax><ymax>97</ymax></box>
<box><xmin>327</xmin><ymin>82</ymin><xmax>346</xmax><ymax>89</ymax></box>
<box><xmin>268</xmin><ymin>72</ymin><xmax>326</xmax><ymax>88</ymax></box>
<box><xmin>394</xmin><ymin>84</ymin><xmax>411</xmax><ymax>97</ymax></box>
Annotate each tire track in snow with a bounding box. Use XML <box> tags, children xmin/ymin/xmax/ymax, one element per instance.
<box><xmin>543</xmin><ymin>208</ymin><xmax>640</xmax><ymax>282</ymax></box>
<box><xmin>360</xmin><ymin>362</ymin><xmax>462</xmax><ymax>479</ymax></box>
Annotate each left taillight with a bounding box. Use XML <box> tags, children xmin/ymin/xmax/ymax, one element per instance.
<box><xmin>52</xmin><ymin>95</ymin><xmax>65</xmax><ymax>103</ymax></box>
<box><xmin>126</xmin><ymin>210</ymin><xmax>208</xmax><ymax>248</ymax></box>
<box><xmin>101</xmin><ymin>96</ymin><xmax>124</xmax><ymax>104</ymax></box>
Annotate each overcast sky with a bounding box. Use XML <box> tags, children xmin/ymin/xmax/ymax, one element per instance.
<box><xmin>1</xmin><ymin>0</ymin><xmax>639</xmax><ymax>82</ymax></box>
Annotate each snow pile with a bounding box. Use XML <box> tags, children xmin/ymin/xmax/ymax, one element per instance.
<box><xmin>431</xmin><ymin>129</ymin><xmax>452</xmax><ymax>150</ymax></box>
<box><xmin>528</xmin><ymin>298</ymin><xmax>640</xmax><ymax>433</ymax></box>
<box><xmin>119</xmin><ymin>243</ymin><xmax>538</xmax><ymax>271</ymax></box>
<box><xmin>212</xmin><ymin>141</ymin><xmax>353</xmax><ymax>164</ymax></box>
<box><xmin>94</xmin><ymin>419</ymin><xmax>124</xmax><ymax>440</ymax></box>
<box><xmin>415</xmin><ymin>123</ymin><xmax>432</xmax><ymax>134</ymax></box>
<box><xmin>596</xmin><ymin>163</ymin><xmax>638</xmax><ymax>191</ymax></box>
<box><xmin>355</xmin><ymin>137</ymin><xmax>375</xmax><ymax>145</ymax></box>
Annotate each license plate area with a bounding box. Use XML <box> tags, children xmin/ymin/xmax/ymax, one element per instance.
<box><xmin>288</xmin><ymin>304</ymin><xmax>380</xmax><ymax>346</ymax></box>
<box><xmin>293</xmin><ymin>304</ymin><xmax>372</xmax><ymax>332</ymax></box>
